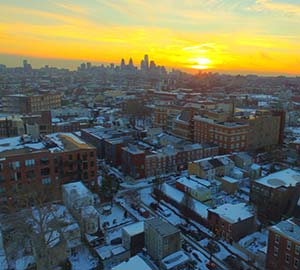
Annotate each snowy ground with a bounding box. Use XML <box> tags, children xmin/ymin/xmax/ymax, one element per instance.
<box><xmin>238</xmin><ymin>230</ymin><xmax>268</xmax><ymax>255</ymax></box>
<box><xmin>69</xmin><ymin>245</ymin><xmax>98</xmax><ymax>270</ymax></box>
<box><xmin>97</xmin><ymin>203</ymin><xmax>133</xmax><ymax>230</ymax></box>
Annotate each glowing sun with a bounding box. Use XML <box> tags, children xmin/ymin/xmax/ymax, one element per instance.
<box><xmin>191</xmin><ymin>57</ymin><xmax>212</xmax><ymax>69</ymax></box>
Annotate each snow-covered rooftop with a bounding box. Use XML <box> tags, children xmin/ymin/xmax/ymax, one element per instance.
<box><xmin>0</xmin><ymin>132</ymin><xmax>92</xmax><ymax>157</ymax></box>
<box><xmin>177</xmin><ymin>177</ymin><xmax>210</xmax><ymax>191</ymax></box>
<box><xmin>122</xmin><ymin>221</ymin><xmax>144</xmax><ymax>236</ymax></box>
<box><xmin>239</xmin><ymin>230</ymin><xmax>268</xmax><ymax>255</ymax></box>
<box><xmin>209</xmin><ymin>203</ymin><xmax>253</xmax><ymax>224</ymax></box>
<box><xmin>162</xmin><ymin>183</ymin><xmax>209</xmax><ymax>219</ymax></box>
<box><xmin>221</xmin><ymin>176</ymin><xmax>239</xmax><ymax>184</ymax></box>
<box><xmin>62</xmin><ymin>181</ymin><xmax>93</xmax><ymax>199</ymax></box>
<box><xmin>270</xmin><ymin>218</ymin><xmax>300</xmax><ymax>244</ymax></box>
<box><xmin>161</xmin><ymin>250</ymin><xmax>190</xmax><ymax>270</ymax></box>
<box><xmin>112</xmin><ymin>255</ymin><xmax>153</xmax><ymax>270</ymax></box>
<box><xmin>255</xmin><ymin>168</ymin><xmax>300</xmax><ymax>189</ymax></box>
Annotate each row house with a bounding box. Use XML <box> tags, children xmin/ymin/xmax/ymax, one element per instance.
<box><xmin>208</xmin><ymin>203</ymin><xmax>256</xmax><ymax>242</ymax></box>
<box><xmin>188</xmin><ymin>156</ymin><xmax>234</xmax><ymax>181</ymax></box>
<box><xmin>175</xmin><ymin>143</ymin><xmax>218</xmax><ymax>171</ymax></box>
<box><xmin>104</xmin><ymin>137</ymin><xmax>125</xmax><ymax>167</ymax></box>
<box><xmin>62</xmin><ymin>181</ymin><xmax>100</xmax><ymax>235</ymax></box>
<box><xmin>176</xmin><ymin>176</ymin><xmax>211</xmax><ymax>203</ymax></box>
<box><xmin>145</xmin><ymin>150</ymin><xmax>177</xmax><ymax>178</ymax></box>
<box><xmin>122</xmin><ymin>145</ymin><xmax>146</xmax><ymax>179</ymax></box>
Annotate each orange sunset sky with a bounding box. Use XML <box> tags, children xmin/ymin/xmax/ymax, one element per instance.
<box><xmin>0</xmin><ymin>0</ymin><xmax>300</xmax><ymax>75</ymax></box>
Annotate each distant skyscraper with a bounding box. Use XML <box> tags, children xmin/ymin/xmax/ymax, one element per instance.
<box><xmin>121</xmin><ymin>58</ymin><xmax>126</xmax><ymax>69</ymax></box>
<box><xmin>80</xmin><ymin>63</ymin><xmax>86</xmax><ymax>70</ymax></box>
<box><xmin>23</xmin><ymin>60</ymin><xmax>28</xmax><ymax>68</ymax></box>
<box><xmin>128</xmin><ymin>58</ymin><xmax>134</xmax><ymax>68</ymax></box>
<box><xmin>23</xmin><ymin>59</ymin><xmax>32</xmax><ymax>72</ymax></box>
<box><xmin>86</xmin><ymin>62</ymin><xmax>91</xmax><ymax>70</ymax></box>
<box><xmin>149</xmin><ymin>60</ymin><xmax>156</xmax><ymax>70</ymax></box>
<box><xmin>140</xmin><ymin>60</ymin><xmax>145</xmax><ymax>70</ymax></box>
<box><xmin>144</xmin><ymin>55</ymin><xmax>149</xmax><ymax>70</ymax></box>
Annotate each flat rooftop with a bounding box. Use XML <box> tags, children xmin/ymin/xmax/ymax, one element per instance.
<box><xmin>0</xmin><ymin>132</ymin><xmax>94</xmax><ymax>158</ymax></box>
<box><xmin>123</xmin><ymin>221</ymin><xmax>144</xmax><ymax>236</ymax></box>
<box><xmin>146</xmin><ymin>217</ymin><xmax>179</xmax><ymax>237</ymax></box>
<box><xmin>62</xmin><ymin>181</ymin><xmax>92</xmax><ymax>198</ymax></box>
<box><xmin>209</xmin><ymin>203</ymin><xmax>253</xmax><ymax>224</ymax></box>
<box><xmin>112</xmin><ymin>255</ymin><xmax>153</xmax><ymax>270</ymax></box>
<box><xmin>194</xmin><ymin>115</ymin><xmax>248</xmax><ymax>128</ymax></box>
<box><xmin>255</xmin><ymin>168</ymin><xmax>300</xmax><ymax>189</ymax></box>
<box><xmin>270</xmin><ymin>218</ymin><xmax>300</xmax><ymax>244</ymax></box>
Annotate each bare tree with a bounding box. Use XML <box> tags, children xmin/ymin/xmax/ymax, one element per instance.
<box><xmin>180</xmin><ymin>192</ymin><xmax>194</xmax><ymax>215</ymax></box>
<box><xmin>153</xmin><ymin>176</ymin><xmax>163</xmax><ymax>202</ymax></box>
<box><xmin>2</xmin><ymin>182</ymin><xmax>67</xmax><ymax>270</ymax></box>
<box><xmin>126</xmin><ymin>189</ymin><xmax>141</xmax><ymax>207</ymax></box>
<box><xmin>123</xmin><ymin>99</ymin><xmax>152</xmax><ymax>127</ymax></box>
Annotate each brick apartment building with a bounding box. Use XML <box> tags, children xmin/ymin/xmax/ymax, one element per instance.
<box><xmin>0</xmin><ymin>111</ymin><xmax>52</xmax><ymax>138</ymax></box>
<box><xmin>2</xmin><ymin>93</ymin><xmax>61</xmax><ymax>114</ymax></box>
<box><xmin>171</xmin><ymin>105</ymin><xmax>202</xmax><ymax>141</ymax></box>
<box><xmin>104</xmin><ymin>137</ymin><xmax>124</xmax><ymax>167</ymax></box>
<box><xmin>235</xmin><ymin>110</ymin><xmax>284</xmax><ymax>150</ymax></box>
<box><xmin>122</xmin><ymin>145</ymin><xmax>146</xmax><ymax>179</ymax></box>
<box><xmin>153</xmin><ymin>105</ymin><xmax>182</xmax><ymax>130</ymax></box>
<box><xmin>194</xmin><ymin>116</ymin><xmax>249</xmax><ymax>154</ymax></box>
<box><xmin>0</xmin><ymin>133</ymin><xmax>97</xmax><ymax>201</ymax></box>
<box><xmin>250</xmin><ymin>169</ymin><xmax>300</xmax><ymax>223</ymax></box>
<box><xmin>267</xmin><ymin>218</ymin><xmax>300</xmax><ymax>270</ymax></box>
<box><xmin>81</xmin><ymin>127</ymin><xmax>134</xmax><ymax>158</ymax></box>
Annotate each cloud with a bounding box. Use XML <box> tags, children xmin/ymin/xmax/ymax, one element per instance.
<box><xmin>53</xmin><ymin>2</ymin><xmax>89</xmax><ymax>15</ymax></box>
<box><xmin>183</xmin><ymin>43</ymin><xmax>217</xmax><ymax>52</ymax></box>
<box><xmin>251</xmin><ymin>0</ymin><xmax>300</xmax><ymax>16</ymax></box>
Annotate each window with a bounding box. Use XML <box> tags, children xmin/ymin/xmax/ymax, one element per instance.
<box><xmin>0</xmin><ymin>186</ymin><xmax>5</xmax><ymax>194</ymax></box>
<box><xmin>287</xmin><ymin>240</ymin><xmax>292</xmax><ymax>250</ymax></box>
<box><xmin>9</xmin><ymin>161</ymin><xmax>20</xmax><ymax>170</ymax></box>
<box><xmin>41</xmin><ymin>168</ymin><xmax>50</xmax><ymax>176</ymax></box>
<box><xmin>275</xmin><ymin>234</ymin><xmax>280</xmax><ymax>244</ymax></box>
<box><xmin>25</xmin><ymin>159</ymin><xmax>35</xmax><ymax>167</ymax></box>
<box><xmin>295</xmin><ymin>258</ymin><xmax>299</xmax><ymax>268</ymax></box>
<box><xmin>286</xmin><ymin>254</ymin><xmax>290</xmax><ymax>264</ymax></box>
<box><xmin>42</xmin><ymin>177</ymin><xmax>51</xmax><ymax>185</ymax></box>
<box><xmin>295</xmin><ymin>245</ymin><xmax>300</xmax><ymax>255</ymax></box>
<box><xmin>26</xmin><ymin>170</ymin><xmax>35</xmax><ymax>179</ymax></box>
<box><xmin>274</xmin><ymin>247</ymin><xmax>278</xmax><ymax>257</ymax></box>
<box><xmin>40</xmin><ymin>158</ymin><xmax>49</xmax><ymax>166</ymax></box>
<box><xmin>11</xmin><ymin>172</ymin><xmax>21</xmax><ymax>181</ymax></box>
<box><xmin>90</xmin><ymin>151</ymin><xmax>94</xmax><ymax>157</ymax></box>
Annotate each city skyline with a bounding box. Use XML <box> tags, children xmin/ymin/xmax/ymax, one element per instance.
<box><xmin>0</xmin><ymin>0</ymin><xmax>300</xmax><ymax>75</ymax></box>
